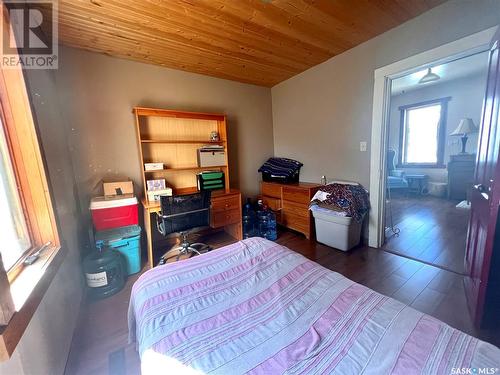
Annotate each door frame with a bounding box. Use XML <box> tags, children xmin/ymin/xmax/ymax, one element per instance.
<box><xmin>368</xmin><ymin>26</ymin><xmax>498</xmax><ymax>248</ymax></box>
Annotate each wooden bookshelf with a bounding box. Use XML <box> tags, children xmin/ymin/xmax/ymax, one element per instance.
<box><xmin>133</xmin><ymin>107</ymin><xmax>242</xmax><ymax>268</ymax></box>
<box><xmin>133</xmin><ymin>107</ymin><xmax>231</xmax><ymax>199</ymax></box>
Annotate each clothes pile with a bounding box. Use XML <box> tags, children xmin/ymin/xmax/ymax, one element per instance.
<box><xmin>258</xmin><ymin>157</ymin><xmax>303</xmax><ymax>181</ymax></box>
<box><xmin>310</xmin><ymin>182</ymin><xmax>369</xmax><ymax>223</ymax></box>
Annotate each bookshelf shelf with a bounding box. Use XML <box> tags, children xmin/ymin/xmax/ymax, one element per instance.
<box><xmin>140</xmin><ymin>139</ymin><xmax>224</xmax><ymax>145</ymax></box>
<box><xmin>144</xmin><ymin>165</ymin><xmax>227</xmax><ymax>173</ymax></box>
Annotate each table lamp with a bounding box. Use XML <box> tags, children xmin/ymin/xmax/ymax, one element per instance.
<box><xmin>450</xmin><ymin>118</ymin><xmax>478</xmax><ymax>154</ymax></box>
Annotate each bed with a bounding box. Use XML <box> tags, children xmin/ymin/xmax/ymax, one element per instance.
<box><xmin>129</xmin><ymin>238</ymin><xmax>500</xmax><ymax>374</ymax></box>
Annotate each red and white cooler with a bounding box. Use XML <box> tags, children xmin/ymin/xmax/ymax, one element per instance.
<box><xmin>90</xmin><ymin>195</ymin><xmax>138</xmax><ymax>231</ymax></box>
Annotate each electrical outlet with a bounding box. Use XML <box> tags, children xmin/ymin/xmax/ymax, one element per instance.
<box><xmin>360</xmin><ymin>141</ymin><xmax>367</xmax><ymax>152</ymax></box>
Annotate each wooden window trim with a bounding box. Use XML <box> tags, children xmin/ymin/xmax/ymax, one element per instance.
<box><xmin>0</xmin><ymin>247</ymin><xmax>66</xmax><ymax>361</ymax></box>
<box><xmin>397</xmin><ymin>97</ymin><xmax>451</xmax><ymax>169</ymax></box>
<box><xmin>0</xmin><ymin>8</ymin><xmax>65</xmax><ymax>361</ymax></box>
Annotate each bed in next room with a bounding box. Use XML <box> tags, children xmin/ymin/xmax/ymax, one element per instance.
<box><xmin>128</xmin><ymin>237</ymin><xmax>500</xmax><ymax>375</ymax></box>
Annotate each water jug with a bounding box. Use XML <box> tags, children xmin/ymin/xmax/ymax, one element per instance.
<box><xmin>266</xmin><ymin>211</ymin><xmax>277</xmax><ymax>241</ymax></box>
<box><xmin>83</xmin><ymin>246</ymin><xmax>127</xmax><ymax>299</ymax></box>
<box><xmin>258</xmin><ymin>210</ymin><xmax>269</xmax><ymax>238</ymax></box>
<box><xmin>243</xmin><ymin>198</ymin><xmax>256</xmax><ymax>238</ymax></box>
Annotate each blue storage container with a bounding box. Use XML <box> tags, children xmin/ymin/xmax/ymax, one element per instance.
<box><xmin>95</xmin><ymin>225</ymin><xmax>141</xmax><ymax>275</ymax></box>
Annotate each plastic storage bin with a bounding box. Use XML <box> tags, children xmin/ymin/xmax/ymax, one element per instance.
<box><xmin>311</xmin><ymin>206</ymin><xmax>363</xmax><ymax>251</ymax></box>
<box><xmin>428</xmin><ymin>182</ymin><xmax>447</xmax><ymax>198</ymax></box>
<box><xmin>90</xmin><ymin>195</ymin><xmax>138</xmax><ymax>230</ymax></box>
<box><xmin>95</xmin><ymin>225</ymin><xmax>141</xmax><ymax>275</ymax></box>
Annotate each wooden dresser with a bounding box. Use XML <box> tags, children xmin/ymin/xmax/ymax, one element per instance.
<box><xmin>447</xmin><ymin>154</ymin><xmax>475</xmax><ymax>200</ymax></box>
<box><xmin>260</xmin><ymin>181</ymin><xmax>321</xmax><ymax>239</ymax></box>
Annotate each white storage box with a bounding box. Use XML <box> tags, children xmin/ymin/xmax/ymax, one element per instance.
<box><xmin>198</xmin><ymin>149</ymin><xmax>225</xmax><ymax>167</ymax></box>
<box><xmin>147</xmin><ymin>188</ymin><xmax>173</xmax><ymax>202</ymax></box>
<box><xmin>311</xmin><ymin>206</ymin><xmax>363</xmax><ymax>251</ymax></box>
<box><xmin>428</xmin><ymin>182</ymin><xmax>447</xmax><ymax>198</ymax></box>
<box><xmin>144</xmin><ymin>162</ymin><xmax>164</xmax><ymax>171</ymax></box>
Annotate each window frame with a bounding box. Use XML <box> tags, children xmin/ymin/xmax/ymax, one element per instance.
<box><xmin>0</xmin><ymin>5</ymin><xmax>64</xmax><ymax>361</ymax></box>
<box><xmin>0</xmin><ymin>101</ymin><xmax>34</xmax><ymax>274</ymax></box>
<box><xmin>397</xmin><ymin>97</ymin><xmax>451</xmax><ymax>169</ymax></box>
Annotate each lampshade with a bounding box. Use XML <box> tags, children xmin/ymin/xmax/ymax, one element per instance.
<box><xmin>418</xmin><ymin>68</ymin><xmax>440</xmax><ymax>84</ymax></box>
<box><xmin>450</xmin><ymin>118</ymin><xmax>478</xmax><ymax>136</ymax></box>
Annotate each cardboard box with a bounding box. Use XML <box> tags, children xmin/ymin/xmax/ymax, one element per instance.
<box><xmin>103</xmin><ymin>181</ymin><xmax>134</xmax><ymax>197</ymax></box>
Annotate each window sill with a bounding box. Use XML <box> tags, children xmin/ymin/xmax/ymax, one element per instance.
<box><xmin>0</xmin><ymin>245</ymin><xmax>67</xmax><ymax>361</ymax></box>
<box><xmin>397</xmin><ymin>164</ymin><xmax>446</xmax><ymax>169</ymax></box>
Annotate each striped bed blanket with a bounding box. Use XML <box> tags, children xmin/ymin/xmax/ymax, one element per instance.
<box><xmin>128</xmin><ymin>238</ymin><xmax>500</xmax><ymax>374</ymax></box>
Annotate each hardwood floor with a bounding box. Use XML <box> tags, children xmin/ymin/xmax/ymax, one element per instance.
<box><xmin>383</xmin><ymin>195</ymin><xmax>469</xmax><ymax>274</ymax></box>
<box><xmin>65</xmin><ymin>229</ymin><xmax>499</xmax><ymax>375</ymax></box>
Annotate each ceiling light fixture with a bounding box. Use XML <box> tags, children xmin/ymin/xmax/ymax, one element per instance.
<box><xmin>418</xmin><ymin>68</ymin><xmax>440</xmax><ymax>84</ymax></box>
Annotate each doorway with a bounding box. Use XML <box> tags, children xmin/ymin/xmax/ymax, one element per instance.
<box><xmin>368</xmin><ymin>27</ymin><xmax>498</xmax><ymax>271</ymax></box>
<box><xmin>382</xmin><ymin>52</ymin><xmax>489</xmax><ymax>274</ymax></box>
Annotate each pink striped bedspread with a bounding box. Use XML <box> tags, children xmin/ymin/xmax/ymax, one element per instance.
<box><xmin>128</xmin><ymin>238</ymin><xmax>500</xmax><ymax>374</ymax></box>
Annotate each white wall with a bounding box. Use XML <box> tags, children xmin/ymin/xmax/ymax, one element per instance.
<box><xmin>388</xmin><ymin>72</ymin><xmax>487</xmax><ymax>182</ymax></box>
<box><xmin>271</xmin><ymin>0</ymin><xmax>500</xmax><ymax>189</ymax></box>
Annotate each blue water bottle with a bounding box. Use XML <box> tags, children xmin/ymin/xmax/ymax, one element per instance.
<box><xmin>266</xmin><ymin>211</ymin><xmax>277</xmax><ymax>241</ymax></box>
<box><xmin>258</xmin><ymin>211</ymin><xmax>269</xmax><ymax>238</ymax></box>
<box><xmin>242</xmin><ymin>198</ymin><xmax>255</xmax><ymax>239</ymax></box>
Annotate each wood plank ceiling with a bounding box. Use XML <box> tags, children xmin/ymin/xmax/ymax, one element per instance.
<box><xmin>51</xmin><ymin>0</ymin><xmax>445</xmax><ymax>87</ymax></box>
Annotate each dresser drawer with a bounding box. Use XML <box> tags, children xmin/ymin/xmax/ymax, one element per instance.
<box><xmin>448</xmin><ymin>161</ymin><xmax>475</xmax><ymax>170</ymax></box>
<box><xmin>261</xmin><ymin>182</ymin><xmax>282</xmax><ymax>198</ymax></box>
<box><xmin>281</xmin><ymin>200</ymin><xmax>309</xmax><ymax>218</ymax></box>
<box><xmin>211</xmin><ymin>195</ymin><xmax>240</xmax><ymax>213</ymax></box>
<box><xmin>281</xmin><ymin>211</ymin><xmax>309</xmax><ymax>234</ymax></box>
<box><xmin>262</xmin><ymin>195</ymin><xmax>281</xmax><ymax>211</ymax></box>
<box><xmin>282</xmin><ymin>186</ymin><xmax>310</xmax><ymax>205</ymax></box>
<box><xmin>211</xmin><ymin>208</ymin><xmax>241</xmax><ymax>228</ymax></box>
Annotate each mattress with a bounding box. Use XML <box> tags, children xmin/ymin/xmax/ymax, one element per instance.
<box><xmin>128</xmin><ymin>238</ymin><xmax>500</xmax><ymax>374</ymax></box>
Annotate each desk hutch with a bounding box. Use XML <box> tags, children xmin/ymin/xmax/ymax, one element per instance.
<box><xmin>133</xmin><ymin>107</ymin><xmax>242</xmax><ymax>268</ymax></box>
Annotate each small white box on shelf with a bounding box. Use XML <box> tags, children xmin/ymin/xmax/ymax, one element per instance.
<box><xmin>147</xmin><ymin>188</ymin><xmax>173</xmax><ymax>202</ymax></box>
<box><xmin>144</xmin><ymin>162</ymin><xmax>164</xmax><ymax>171</ymax></box>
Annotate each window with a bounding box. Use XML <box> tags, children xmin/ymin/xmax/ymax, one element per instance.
<box><xmin>0</xmin><ymin>117</ymin><xmax>31</xmax><ymax>270</ymax></box>
<box><xmin>398</xmin><ymin>97</ymin><xmax>450</xmax><ymax>167</ymax></box>
<box><xmin>0</xmin><ymin>5</ymin><xmax>64</xmax><ymax>361</ymax></box>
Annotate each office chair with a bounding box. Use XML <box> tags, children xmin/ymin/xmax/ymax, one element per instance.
<box><xmin>156</xmin><ymin>191</ymin><xmax>212</xmax><ymax>264</ymax></box>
